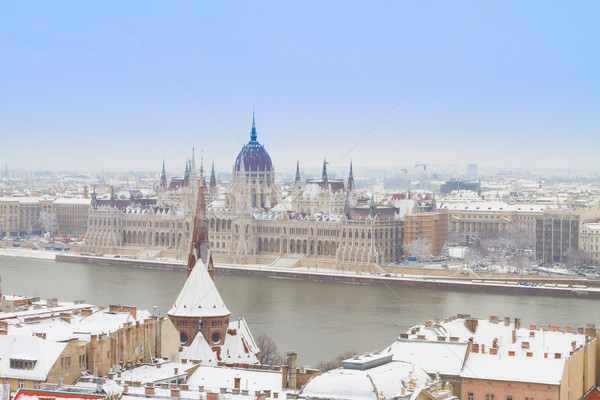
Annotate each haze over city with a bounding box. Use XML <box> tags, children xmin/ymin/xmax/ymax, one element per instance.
<box><xmin>1</xmin><ymin>1</ymin><xmax>598</xmax><ymax>174</ymax></box>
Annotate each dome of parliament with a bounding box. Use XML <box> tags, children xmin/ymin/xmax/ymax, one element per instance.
<box><xmin>234</xmin><ymin>114</ymin><xmax>273</xmax><ymax>173</ymax></box>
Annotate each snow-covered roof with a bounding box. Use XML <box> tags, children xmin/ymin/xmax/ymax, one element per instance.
<box><xmin>0</xmin><ymin>335</ymin><xmax>66</xmax><ymax>381</ymax></box>
<box><xmin>181</xmin><ymin>318</ymin><xmax>259</xmax><ymax>366</ymax></box>
<box><xmin>439</xmin><ymin>201</ymin><xmax>546</xmax><ymax>213</ymax></box>
<box><xmin>300</xmin><ymin>359</ymin><xmax>430</xmax><ymax>400</ymax></box>
<box><xmin>386</xmin><ymin>339</ymin><xmax>469</xmax><ymax>376</ymax></box>
<box><xmin>117</xmin><ymin>362</ymin><xmax>192</xmax><ymax>384</ymax></box>
<box><xmin>54</xmin><ymin>198</ymin><xmax>91</xmax><ymax>205</ymax></box>
<box><xmin>461</xmin><ymin>352</ymin><xmax>565</xmax><ymax>384</ymax></box>
<box><xmin>168</xmin><ymin>259</ymin><xmax>230</xmax><ymax>318</ymax></box>
<box><xmin>187</xmin><ymin>364</ymin><xmax>282</xmax><ymax>392</ymax></box>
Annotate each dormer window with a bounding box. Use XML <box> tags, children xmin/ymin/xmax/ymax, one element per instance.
<box><xmin>10</xmin><ymin>359</ymin><xmax>37</xmax><ymax>370</ymax></box>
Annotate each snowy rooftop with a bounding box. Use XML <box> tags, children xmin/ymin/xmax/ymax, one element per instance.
<box><xmin>54</xmin><ymin>198</ymin><xmax>91</xmax><ymax>205</ymax></box>
<box><xmin>439</xmin><ymin>201</ymin><xmax>547</xmax><ymax>213</ymax></box>
<box><xmin>180</xmin><ymin>317</ymin><xmax>259</xmax><ymax>366</ymax></box>
<box><xmin>168</xmin><ymin>257</ymin><xmax>230</xmax><ymax>318</ymax></box>
<box><xmin>300</xmin><ymin>359</ymin><xmax>434</xmax><ymax>400</ymax></box>
<box><xmin>0</xmin><ymin>335</ymin><xmax>67</xmax><ymax>381</ymax></box>
<box><xmin>187</xmin><ymin>364</ymin><xmax>282</xmax><ymax>392</ymax></box>
<box><xmin>461</xmin><ymin>352</ymin><xmax>565</xmax><ymax>385</ymax></box>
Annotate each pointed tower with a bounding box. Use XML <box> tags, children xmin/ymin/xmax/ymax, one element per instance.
<box><xmin>209</xmin><ymin>161</ymin><xmax>217</xmax><ymax>192</ymax></box>
<box><xmin>251</xmin><ymin>109</ymin><xmax>257</xmax><ymax>142</ymax></box>
<box><xmin>477</xmin><ymin>178</ymin><xmax>482</xmax><ymax>198</ymax></box>
<box><xmin>189</xmin><ymin>148</ymin><xmax>198</xmax><ymax>184</ymax></box>
<box><xmin>169</xmin><ymin>159</ymin><xmax>229</xmax><ymax>347</ymax></box>
<box><xmin>347</xmin><ymin>162</ymin><xmax>355</xmax><ymax>193</ymax></box>
<box><xmin>160</xmin><ymin>161</ymin><xmax>167</xmax><ymax>189</ymax></box>
<box><xmin>183</xmin><ymin>158</ymin><xmax>190</xmax><ymax>187</ymax></box>
<box><xmin>369</xmin><ymin>192</ymin><xmax>377</xmax><ymax>219</ymax></box>
<box><xmin>294</xmin><ymin>160</ymin><xmax>302</xmax><ymax>191</ymax></box>
<box><xmin>321</xmin><ymin>159</ymin><xmax>329</xmax><ymax>191</ymax></box>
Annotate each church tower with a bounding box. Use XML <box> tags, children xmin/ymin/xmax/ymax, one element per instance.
<box><xmin>294</xmin><ymin>160</ymin><xmax>302</xmax><ymax>191</ymax></box>
<box><xmin>168</xmin><ymin>162</ymin><xmax>229</xmax><ymax>347</ymax></box>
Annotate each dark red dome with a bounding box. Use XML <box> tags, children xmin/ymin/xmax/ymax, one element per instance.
<box><xmin>234</xmin><ymin>115</ymin><xmax>273</xmax><ymax>172</ymax></box>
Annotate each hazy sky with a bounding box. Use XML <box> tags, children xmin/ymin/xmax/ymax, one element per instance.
<box><xmin>1</xmin><ymin>1</ymin><xmax>599</xmax><ymax>176</ymax></box>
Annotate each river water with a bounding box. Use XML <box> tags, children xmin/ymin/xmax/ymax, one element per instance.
<box><xmin>1</xmin><ymin>256</ymin><xmax>599</xmax><ymax>366</ymax></box>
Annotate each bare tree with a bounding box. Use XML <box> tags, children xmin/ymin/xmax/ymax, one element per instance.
<box><xmin>256</xmin><ymin>334</ymin><xmax>283</xmax><ymax>365</ymax></box>
<box><xmin>504</xmin><ymin>223</ymin><xmax>534</xmax><ymax>255</ymax></box>
<box><xmin>38</xmin><ymin>212</ymin><xmax>57</xmax><ymax>236</ymax></box>
<box><xmin>403</xmin><ymin>238</ymin><xmax>432</xmax><ymax>262</ymax></box>
<box><xmin>563</xmin><ymin>247</ymin><xmax>584</xmax><ymax>268</ymax></box>
<box><xmin>316</xmin><ymin>350</ymin><xmax>359</xmax><ymax>372</ymax></box>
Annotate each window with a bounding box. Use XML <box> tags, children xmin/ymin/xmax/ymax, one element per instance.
<box><xmin>468</xmin><ymin>394</ymin><xmax>474</xmax><ymax>400</ymax></box>
<box><xmin>507</xmin><ymin>397</ymin><xmax>512</xmax><ymax>400</ymax></box>
<box><xmin>486</xmin><ymin>395</ymin><xmax>495</xmax><ymax>400</ymax></box>
<box><xmin>18</xmin><ymin>381</ymin><xmax>25</xmax><ymax>389</ymax></box>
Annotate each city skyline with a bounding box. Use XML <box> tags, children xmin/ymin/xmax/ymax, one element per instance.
<box><xmin>1</xmin><ymin>1</ymin><xmax>599</xmax><ymax>173</ymax></box>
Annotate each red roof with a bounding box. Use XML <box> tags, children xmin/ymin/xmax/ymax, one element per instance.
<box><xmin>14</xmin><ymin>389</ymin><xmax>106</xmax><ymax>400</ymax></box>
<box><xmin>582</xmin><ymin>388</ymin><xmax>600</xmax><ymax>400</ymax></box>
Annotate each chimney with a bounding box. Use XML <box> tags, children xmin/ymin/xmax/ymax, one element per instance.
<box><xmin>555</xmin><ymin>353</ymin><xmax>562</xmax><ymax>359</ymax></box>
<box><xmin>526</xmin><ymin>352</ymin><xmax>533</xmax><ymax>358</ymax></box>
<box><xmin>508</xmin><ymin>351</ymin><xmax>515</xmax><ymax>357</ymax></box>
<box><xmin>565</xmin><ymin>327</ymin><xmax>572</xmax><ymax>333</ymax></box>
<box><xmin>530</xmin><ymin>325</ymin><xmax>536</xmax><ymax>331</ymax></box>
<box><xmin>81</xmin><ymin>309</ymin><xmax>92</xmax><ymax>317</ymax></box>
<box><xmin>472</xmin><ymin>344</ymin><xmax>479</xmax><ymax>353</ymax></box>
<box><xmin>399</xmin><ymin>333</ymin><xmax>409</xmax><ymax>339</ymax></box>
<box><xmin>504</xmin><ymin>317</ymin><xmax>510</xmax><ymax>326</ymax></box>
<box><xmin>522</xmin><ymin>342</ymin><xmax>530</xmax><ymax>349</ymax></box>
<box><xmin>464</xmin><ymin>318</ymin><xmax>479</xmax><ymax>334</ymax></box>
<box><xmin>449</xmin><ymin>337</ymin><xmax>459</xmax><ymax>342</ymax></box>
<box><xmin>481</xmin><ymin>344</ymin><xmax>485</xmax><ymax>354</ymax></box>
<box><xmin>489</xmin><ymin>315</ymin><xmax>499</xmax><ymax>324</ymax></box>
<box><xmin>170</xmin><ymin>389</ymin><xmax>180</xmax><ymax>398</ymax></box>
<box><xmin>435</xmin><ymin>317</ymin><xmax>441</xmax><ymax>325</ymax></box>
<box><xmin>425</xmin><ymin>320</ymin><xmax>433</xmax><ymax>328</ymax></box>
<box><xmin>145</xmin><ymin>385</ymin><xmax>155</xmax><ymax>395</ymax></box>
<box><xmin>489</xmin><ymin>348</ymin><xmax>498</xmax><ymax>355</ymax></box>
<box><xmin>437</xmin><ymin>336</ymin><xmax>446</xmax><ymax>341</ymax></box>
<box><xmin>492</xmin><ymin>338</ymin><xmax>498</xmax><ymax>348</ymax></box>
<box><xmin>234</xmin><ymin>377</ymin><xmax>241</xmax><ymax>390</ymax></box>
<box><xmin>514</xmin><ymin>318</ymin><xmax>521</xmax><ymax>329</ymax></box>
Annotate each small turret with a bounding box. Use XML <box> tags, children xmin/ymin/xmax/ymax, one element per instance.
<box><xmin>294</xmin><ymin>160</ymin><xmax>302</xmax><ymax>191</ymax></box>
<box><xmin>160</xmin><ymin>160</ymin><xmax>167</xmax><ymax>189</ymax></box>
<box><xmin>321</xmin><ymin>159</ymin><xmax>329</xmax><ymax>191</ymax></box>
<box><xmin>209</xmin><ymin>161</ymin><xmax>217</xmax><ymax>191</ymax></box>
<box><xmin>347</xmin><ymin>162</ymin><xmax>355</xmax><ymax>193</ymax></box>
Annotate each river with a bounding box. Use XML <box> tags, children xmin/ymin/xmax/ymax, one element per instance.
<box><xmin>1</xmin><ymin>256</ymin><xmax>599</xmax><ymax>366</ymax></box>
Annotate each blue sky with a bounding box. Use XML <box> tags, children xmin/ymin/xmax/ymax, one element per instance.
<box><xmin>1</xmin><ymin>1</ymin><xmax>598</xmax><ymax>176</ymax></box>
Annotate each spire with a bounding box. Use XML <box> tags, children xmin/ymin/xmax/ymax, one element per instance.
<box><xmin>160</xmin><ymin>160</ymin><xmax>167</xmax><ymax>189</ymax></box>
<box><xmin>369</xmin><ymin>192</ymin><xmax>376</xmax><ymax>218</ymax></box>
<box><xmin>210</xmin><ymin>161</ymin><xmax>217</xmax><ymax>189</ymax></box>
<box><xmin>199</xmin><ymin>154</ymin><xmax>204</xmax><ymax>188</ymax></box>
<box><xmin>294</xmin><ymin>159</ymin><xmax>301</xmax><ymax>191</ymax></box>
<box><xmin>187</xmin><ymin>156</ymin><xmax>210</xmax><ymax>277</ymax></box>
<box><xmin>347</xmin><ymin>161</ymin><xmax>355</xmax><ymax>193</ymax></box>
<box><xmin>250</xmin><ymin>108</ymin><xmax>257</xmax><ymax>141</ymax></box>
<box><xmin>190</xmin><ymin>148</ymin><xmax>197</xmax><ymax>179</ymax></box>
<box><xmin>321</xmin><ymin>158</ymin><xmax>329</xmax><ymax>191</ymax></box>
<box><xmin>183</xmin><ymin>158</ymin><xmax>190</xmax><ymax>186</ymax></box>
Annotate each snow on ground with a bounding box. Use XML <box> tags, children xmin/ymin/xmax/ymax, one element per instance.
<box><xmin>0</xmin><ymin>248</ymin><xmax>56</xmax><ymax>260</ymax></box>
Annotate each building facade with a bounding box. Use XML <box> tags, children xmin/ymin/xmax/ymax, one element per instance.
<box><xmin>403</xmin><ymin>211</ymin><xmax>449</xmax><ymax>259</ymax></box>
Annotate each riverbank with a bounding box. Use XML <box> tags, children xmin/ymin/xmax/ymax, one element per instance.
<box><xmin>50</xmin><ymin>253</ymin><xmax>600</xmax><ymax>298</ymax></box>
